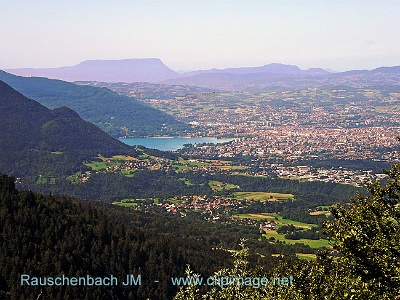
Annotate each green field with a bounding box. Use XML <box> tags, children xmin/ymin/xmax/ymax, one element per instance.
<box><xmin>209</xmin><ymin>180</ymin><xmax>240</xmax><ymax>191</ymax></box>
<box><xmin>85</xmin><ymin>155</ymin><xmax>138</xmax><ymax>175</ymax></box>
<box><xmin>172</xmin><ymin>158</ymin><xmax>211</xmax><ymax>172</ymax></box>
<box><xmin>233</xmin><ymin>213</ymin><xmax>328</xmax><ymax>248</ymax></box>
<box><xmin>264</xmin><ymin>230</ymin><xmax>330</xmax><ymax>248</ymax></box>
<box><xmin>111</xmin><ymin>155</ymin><xmax>137</xmax><ymax>160</ymax></box>
<box><xmin>233</xmin><ymin>192</ymin><xmax>294</xmax><ymax>202</ymax></box>
<box><xmin>85</xmin><ymin>160</ymin><xmax>109</xmax><ymax>171</ymax></box>
<box><xmin>296</xmin><ymin>253</ymin><xmax>317</xmax><ymax>260</ymax></box>
<box><xmin>51</xmin><ymin>151</ymin><xmax>63</xmax><ymax>155</ymax></box>
<box><xmin>121</xmin><ymin>169</ymin><xmax>136</xmax><ymax>177</ymax></box>
<box><xmin>273</xmin><ymin>216</ymin><xmax>315</xmax><ymax>229</ymax></box>
<box><xmin>310</xmin><ymin>211</ymin><xmax>331</xmax><ymax>216</ymax></box>
<box><xmin>234</xmin><ymin>213</ymin><xmax>315</xmax><ymax>229</ymax></box>
<box><xmin>85</xmin><ymin>155</ymin><xmax>123</xmax><ymax>171</ymax></box>
<box><xmin>179</xmin><ymin>178</ymin><xmax>195</xmax><ymax>186</ymax></box>
<box><xmin>167</xmin><ymin>198</ymin><xmax>185</xmax><ymax>204</ymax></box>
<box><xmin>233</xmin><ymin>213</ymin><xmax>275</xmax><ymax>220</ymax></box>
<box><xmin>172</xmin><ymin>158</ymin><xmax>247</xmax><ymax>173</ymax></box>
<box><xmin>112</xmin><ymin>198</ymin><xmax>159</xmax><ymax>207</ymax></box>
<box><xmin>310</xmin><ymin>205</ymin><xmax>331</xmax><ymax>216</ymax></box>
<box><xmin>112</xmin><ymin>201</ymin><xmax>138</xmax><ymax>207</ymax></box>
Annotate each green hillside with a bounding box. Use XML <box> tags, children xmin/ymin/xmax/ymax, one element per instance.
<box><xmin>0</xmin><ymin>71</ymin><xmax>190</xmax><ymax>137</ymax></box>
<box><xmin>0</xmin><ymin>80</ymin><xmax>137</xmax><ymax>181</ymax></box>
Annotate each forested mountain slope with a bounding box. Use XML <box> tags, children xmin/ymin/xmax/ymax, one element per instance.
<box><xmin>0</xmin><ymin>80</ymin><xmax>136</xmax><ymax>180</ymax></box>
<box><xmin>0</xmin><ymin>71</ymin><xmax>189</xmax><ymax>137</ymax></box>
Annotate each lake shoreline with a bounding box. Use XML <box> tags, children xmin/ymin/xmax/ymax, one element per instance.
<box><xmin>119</xmin><ymin>137</ymin><xmax>234</xmax><ymax>151</ymax></box>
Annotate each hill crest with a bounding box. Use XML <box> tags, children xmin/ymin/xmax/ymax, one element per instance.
<box><xmin>0</xmin><ymin>70</ymin><xmax>189</xmax><ymax>137</ymax></box>
<box><xmin>0</xmin><ymin>80</ymin><xmax>135</xmax><ymax>179</ymax></box>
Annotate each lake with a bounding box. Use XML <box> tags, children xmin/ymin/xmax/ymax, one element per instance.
<box><xmin>119</xmin><ymin>137</ymin><xmax>233</xmax><ymax>151</ymax></box>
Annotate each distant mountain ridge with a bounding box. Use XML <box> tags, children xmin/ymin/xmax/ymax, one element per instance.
<box><xmin>163</xmin><ymin>65</ymin><xmax>400</xmax><ymax>90</ymax></box>
<box><xmin>180</xmin><ymin>63</ymin><xmax>329</xmax><ymax>77</ymax></box>
<box><xmin>5</xmin><ymin>60</ymin><xmax>330</xmax><ymax>84</ymax></box>
<box><xmin>5</xmin><ymin>58</ymin><xmax>179</xmax><ymax>83</ymax></box>
<box><xmin>4</xmin><ymin>58</ymin><xmax>400</xmax><ymax>90</ymax></box>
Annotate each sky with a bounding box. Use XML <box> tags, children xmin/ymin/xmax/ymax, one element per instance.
<box><xmin>0</xmin><ymin>0</ymin><xmax>399</xmax><ymax>72</ymax></box>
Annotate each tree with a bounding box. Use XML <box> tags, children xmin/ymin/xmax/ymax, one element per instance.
<box><xmin>174</xmin><ymin>163</ymin><xmax>400</xmax><ymax>299</ymax></box>
<box><xmin>174</xmin><ymin>239</ymin><xmax>271</xmax><ymax>300</ymax></box>
<box><xmin>272</xmin><ymin>163</ymin><xmax>400</xmax><ymax>299</ymax></box>
<box><xmin>323</xmin><ymin>163</ymin><xmax>400</xmax><ymax>298</ymax></box>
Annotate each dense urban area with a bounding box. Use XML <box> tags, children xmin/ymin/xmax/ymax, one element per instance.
<box><xmin>90</xmin><ymin>83</ymin><xmax>400</xmax><ymax>187</ymax></box>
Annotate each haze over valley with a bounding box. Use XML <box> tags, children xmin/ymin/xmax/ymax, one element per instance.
<box><xmin>1</xmin><ymin>0</ymin><xmax>400</xmax><ymax>299</ymax></box>
<box><xmin>1</xmin><ymin>57</ymin><xmax>399</xmax><ymax>191</ymax></box>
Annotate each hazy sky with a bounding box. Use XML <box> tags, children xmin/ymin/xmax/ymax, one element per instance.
<box><xmin>1</xmin><ymin>0</ymin><xmax>399</xmax><ymax>71</ymax></box>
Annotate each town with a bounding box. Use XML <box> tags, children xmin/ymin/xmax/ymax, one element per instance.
<box><xmin>67</xmin><ymin>84</ymin><xmax>399</xmax><ymax>188</ymax></box>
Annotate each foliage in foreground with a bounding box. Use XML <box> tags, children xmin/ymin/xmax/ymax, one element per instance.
<box><xmin>175</xmin><ymin>164</ymin><xmax>400</xmax><ymax>299</ymax></box>
<box><xmin>0</xmin><ymin>174</ymin><xmax>232</xmax><ymax>300</ymax></box>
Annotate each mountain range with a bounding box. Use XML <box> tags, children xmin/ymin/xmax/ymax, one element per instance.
<box><xmin>5</xmin><ymin>60</ymin><xmax>325</xmax><ymax>83</ymax></box>
<box><xmin>162</xmin><ymin>64</ymin><xmax>400</xmax><ymax>90</ymax></box>
<box><xmin>5</xmin><ymin>58</ymin><xmax>179</xmax><ymax>83</ymax></box>
<box><xmin>179</xmin><ymin>63</ymin><xmax>329</xmax><ymax>77</ymax></box>
<box><xmin>0</xmin><ymin>70</ymin><xmax>189</xmax><ymax>137</ymax></box>
<box><xmin>5</xmin><ymin>59</ymin><xmax>400</xmax><ymax>90</ymax></box>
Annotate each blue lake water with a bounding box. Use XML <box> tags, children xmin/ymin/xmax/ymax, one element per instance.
<box><xmin>119</xmin><ymin>137</ymin><xmax>233</xmax><ymax>151</ymax></box>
